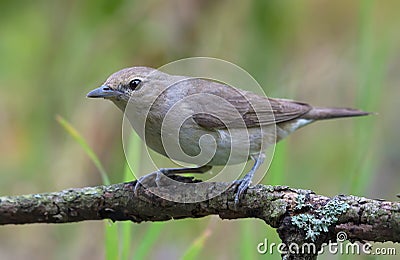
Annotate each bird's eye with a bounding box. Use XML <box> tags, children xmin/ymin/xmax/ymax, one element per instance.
<box><xmin>128</xmin><ymin>79</ymin><xmax>141</xmax><ymax>90</ymax></box>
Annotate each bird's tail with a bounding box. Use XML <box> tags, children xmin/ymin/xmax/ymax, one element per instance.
<box><xmin>303</xmin><ymin>107</ymin><xmax>371</xmax><ymax>120</ymax></box>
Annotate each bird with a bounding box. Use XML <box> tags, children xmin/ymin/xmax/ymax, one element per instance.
<box><xmin>87</xmin><ymin>66</ymin><xmax>370</xmax><ymax>204</ymax></box>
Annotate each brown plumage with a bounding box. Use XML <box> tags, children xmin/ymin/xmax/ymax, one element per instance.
<box><xmin>87</xmin><ymin>66</ymin><xmax>370</xmax><ymax>204</ymax></box>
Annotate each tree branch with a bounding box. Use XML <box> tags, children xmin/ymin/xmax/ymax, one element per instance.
<box><xmin>1</xmin><ymin>175</ymin><xmax>399</xmax><ymax>259</ymax></box>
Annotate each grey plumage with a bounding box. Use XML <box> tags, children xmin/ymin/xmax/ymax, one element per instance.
<box><xmin>87</xmin><ymin>66</ymin><xmax>370</xmax><ymax>204</ymax></box>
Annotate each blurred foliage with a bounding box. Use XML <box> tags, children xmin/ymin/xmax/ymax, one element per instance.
<box><xmin>1</xmin><ymin>0</ymin><xmax>400</xmax><ymax>259</ymax></box>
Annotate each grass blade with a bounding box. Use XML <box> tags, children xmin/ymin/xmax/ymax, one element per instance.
<box><xmin>133</xmin><ymin>223</ymin><xmax>165</xmax><ymax>260</ymax></box>
<box><xmin>56</xmin><ymin>115</ymin><xmax>119</xmax><ymax>259</ymax></box>
<box><xmin>105</xmin><ymin>223</ymin><xmax>120</xmax><ymax>260</ymax></box>
<box><xmin>120</xmin><ymin>132</ymin><xmax>141</xmax><ymax>259</ymax></box>
<box><xmin>56</xmin><ymin>115</ymin><xmax>110</xmax><ymax>185</ymax></box>
<box><xmin>181</xmin><ymin>226</ymin><xmax>212</xmax><ymax>260</ymax></box>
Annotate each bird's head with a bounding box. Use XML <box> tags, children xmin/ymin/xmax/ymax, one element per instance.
<box><xmin>87</xmin><ymin>66</ymin><xmax>170</xmax><ymax>110</ymax></box>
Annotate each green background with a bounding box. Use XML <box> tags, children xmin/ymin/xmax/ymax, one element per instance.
<box><xmin>0</xmin><ymin>0</ymin><xmax>399</xmax><ymax>259</ymax></box>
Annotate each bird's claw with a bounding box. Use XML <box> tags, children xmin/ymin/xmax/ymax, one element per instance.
<box><xmin>133</xmin><ymin>169</ymin><xmax>201</xmax><ymax>196</ymax></box>
<box><xmin>230</xmin><ymin>175</ymin><xmax>252</xmax><ymax>205</ymax></box>
<box><xmin>134</xmin><ymin>171</ymin><xmax>164</xmax><ymax>196</ymax></box>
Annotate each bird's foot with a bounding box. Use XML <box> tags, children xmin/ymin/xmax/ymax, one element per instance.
<box><xmin>133</xmin><ymin>169</ymin><xmax>201</xmax><ymax>196</ymax></box>
<box><xmin>230</xmin><ymin>154</ymin><xmax>264</xmax><ymax>206</ymax></box>
<box><xmin>230</xmin><ymin>172</ymin><xmax>254</xmax><ymax>205</ymax></box>
<box><xmin>134</xmin><ymin>171</ymin><xmax>163</xmax><ymax>196</ymax></box>
<box><xmin>134</xmin><ymin>169</ymin><xmax>177</xmax><ymax>195</ymax></box>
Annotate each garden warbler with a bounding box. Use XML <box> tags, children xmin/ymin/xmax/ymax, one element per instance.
<box><xmin>87</xmin><ymin>67</ymin><xmax>369</xmax><ymax>204</ymax></box>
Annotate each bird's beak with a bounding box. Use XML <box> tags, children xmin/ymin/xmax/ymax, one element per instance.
<box><xmin>86</xmin><ymin>86</ymin><xmax>118</xmax><ymax>99</ymax></box>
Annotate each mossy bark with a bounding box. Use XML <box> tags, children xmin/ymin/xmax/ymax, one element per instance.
<box><xmin>1</xmin><ymin>176</ymin><xmax>399</xmax><ymax>259</ymax></box>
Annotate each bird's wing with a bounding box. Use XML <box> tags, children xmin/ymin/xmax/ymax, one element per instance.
<box><xmin>266</xmin><ymin>97</ymin><xmax>313</xmax><ymax>124</ymax></box>
<box><xmin>186</xmin><ymin>79</ymin><xmax>312</xmax><ymax>129</ymax></box>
